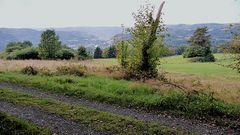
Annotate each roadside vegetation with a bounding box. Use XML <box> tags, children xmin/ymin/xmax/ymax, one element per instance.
<box><xmin>0</xmin><ymin>71</ymin><xmax>239</xmax><ymax>130</ymax></box>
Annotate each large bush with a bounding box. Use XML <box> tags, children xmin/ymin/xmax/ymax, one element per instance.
<box><xmin>56</xmin><ymin>48</ymin><xmax>75</xmax><ymax>60</ymax></box>
<box><xmin>6</xmin><ymin>47</ymin><xmax>39</xmax><ymax>60</ymax></box>
<box><xmin>5</xmin><ymin>41</ymin><xmax>33</xmax><ymax>53</ymax></box>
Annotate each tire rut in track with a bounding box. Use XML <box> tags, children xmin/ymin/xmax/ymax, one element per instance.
<box><xmin>0</xmin><ymin>101</ymin><xmax>102</xmax><ymax>135</ymax></box>
<box><xmin>0</xmin><ymin>82</ymin><xmax>238</xmax><ymax>135</ymax></box>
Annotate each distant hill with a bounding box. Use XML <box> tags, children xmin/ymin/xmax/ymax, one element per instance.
<box><xmin>165</xmin><ymin>23</ymin><xmax>234</xmax><ymax>45</ymax></box>
<box><xmin>0</xmin><ymin>23</ymin><xmax>237</xmax><ymax>51</ymax></box>
<box><xmin>0</xmin><ymin>28</ymin><xmax>106</xmax><ymax>51</ymax></box>
<box><xmin>56</xmin><ymin>27</ymin><xmax>122</xmax><ymax>40</ymax></box>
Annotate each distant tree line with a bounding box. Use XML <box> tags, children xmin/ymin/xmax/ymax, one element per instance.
<box><xmin>0</xmin><ymin>29</ymin><xmax>117</xmax><ymax>60</ymax></box>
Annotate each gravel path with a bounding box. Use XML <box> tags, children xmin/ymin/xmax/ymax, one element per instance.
<box><xmin>0</xmin><ymin>101</ymin><xmax>102</xmax><ymax>135</ymax></box>
<box><xmin>0</xmin><ymin>82</ymin><xmax>238</xmax><ymax>135</ymax></box>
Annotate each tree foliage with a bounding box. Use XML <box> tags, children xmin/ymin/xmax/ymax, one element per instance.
<box><xmin>1</xmin><ymin>41</ymin><xmax>39</xmax><ymax>60</ymax></box>
<box><xmin>39</xmin><ymin>29</ymin><xmax>61</xmax><ymax>59</ymax></box>
<box><xmin>6</xmin><ymin>47</ymin><xmax>39</xmax><ymax>60</ymax></box>
<box><xmin>117</xmin><ymin>41</ymin><xmax>129</xmax><ymax>67</ymax></box>
<box><xmin>107</xmin><ymin>45</ymin><xmax>117</xmax><ymax>58</ymax></box>
<box><xmin>56</xmin><ymin>48</ymin><xmax>75</xmax><ymax>60</ymax></box>
<box><xmin>227</xmin><ymin>33</ymin><xmax>240</xmax><ymax>73</ymax></box>
<box><xmin>77</xmin><ymin>46</ymin><xmax>89</xmax><ymax>60</ymax></box>
<box><xmin>117</xmin><ymin>2</ymin><xmax>165</xmax><ymax>79</ymax></box>
<box><xmin>94</xmin><ymin>46</ymin><xmax>102</xmax><ymax>59</ymax></box>
<box><xmin>184</xmin><ymin>27</ymin><xmax>215</xmax><ymax>62</ymax></box>
<box><xmin>5</xmin><ymin>41</ymin><xmax>33</xmax><ymax>53</ymax></box>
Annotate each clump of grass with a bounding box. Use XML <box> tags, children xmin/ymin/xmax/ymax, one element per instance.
<box><xmin>0</xmin><ymin>111</ymin><xmax>51</xmax><ymax>135</ymax></box>
<box><xmin>56</xmin><ymin>65</ymin><xmax>86</xmax><ymax>76</ymax></box>
<box><xmin>38</xmin><ymin>67</ymin><xmax>53</xmax><ymax>76</ymax></box>
<box><xmin>21</xmin><ymin>66</ymin><xmax>38</xmax><ymax>75</ymax></box>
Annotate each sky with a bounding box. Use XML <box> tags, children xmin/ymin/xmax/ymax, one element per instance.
<box><xmin>0</xmin><ymin>0</ymin><xmax>239</xmax><ymax>28</ymax></box>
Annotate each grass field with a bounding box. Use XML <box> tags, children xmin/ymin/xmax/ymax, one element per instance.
<box><xmin>161</xmin><ymin>54</ymin><xmax>239</xmax><ymax>79</ymax></box>
<box><xmin>0</xmin><ymin>54</ymin><xmax>240</xmax><ymax>104</ymax></box>
<box><xmin>0</xmin><ymin>53</ymin><xmax>240</xmax><ymax>132</ymax></box>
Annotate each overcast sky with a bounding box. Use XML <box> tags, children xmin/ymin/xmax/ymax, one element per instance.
<box><xmin>0</xmin><ymin>0</ymin><xmax>239</xmax><ymax>28</ymax></box>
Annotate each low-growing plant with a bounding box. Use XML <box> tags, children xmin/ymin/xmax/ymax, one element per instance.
<box><xmin>56</xmin><ymin>65</ymin><xmax>86</xmax><ymax>76</ymax></box>
<box><xmin>38</xmin><ymin>67</ymin><xmax>53</xmax><ymax>76</ymax></box>
<box><xmin>105</xmin><ymin>65</ymin><xmax>121</xmax><ymax>74</ymax></box>
<box><xmin>21</xmin><ymin>66</ymin><xmax>38</xmax><ymax>75</ymax></box>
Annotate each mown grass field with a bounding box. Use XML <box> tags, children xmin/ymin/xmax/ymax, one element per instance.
<box><xmin>161</xmin><ymin>54</ymin><xmax>239</xmax><ymax>79</ymax></box>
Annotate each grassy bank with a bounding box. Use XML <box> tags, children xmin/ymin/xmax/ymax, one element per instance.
<box><xmin>0</xmin><ymin>72</ymin><xmax>239</xmax><ymax>129</ymax></box>
<box><xmin>0</xmin><ymin>111</ymin><xmax>51</xmax><ymax>135</ymax></box>
<box><xmin>0</xmin><ymin>88</ymin><xmax>187</xmax><ymax>135</ymax></box>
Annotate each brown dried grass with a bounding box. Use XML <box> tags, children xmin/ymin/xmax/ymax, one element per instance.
<box><xmin>0</xmin><ymin>59</ymin><xmax>239</xmax><ymax>104</ymax></box>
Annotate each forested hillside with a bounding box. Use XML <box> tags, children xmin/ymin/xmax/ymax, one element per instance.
<box><xmin>0</xmin><ymin>23</ymin><xmax>237</xmax><ymax>51</ymax></box>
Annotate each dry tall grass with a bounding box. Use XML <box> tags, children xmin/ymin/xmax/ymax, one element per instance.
<box><xmin>1</xmin><ymin>59</ymin><xmax>240</xmax><ymax>104</ymax></box>
<box><xmin>0</xmin><ymin>59</ymin><xmax>110</xmax><ymax>72</ymax></box>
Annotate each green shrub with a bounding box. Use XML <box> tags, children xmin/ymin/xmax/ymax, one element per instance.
<box><xmin>5</xmin><ymin>45</ymin><xmax>24</xmax><ymax>53</ymax></box>
<box><xmin>56</xmin><ymin>65</ymin><xmax>86</xmax><ymax>76</ymax></box>
<box><xmin>183</xmin><ymin>46</ymin><xmax>205</xmax><ymax>58</ymax></box>
<box><xmin>188</xmin><ymin>54</ymin><xmax>215</xmax><ymax>62</ymax></box>
<box><xmin>77</xmin><ymin>46</ymin><xmax>89</xmax><ymax>60</ymax></box>
<box><xmin>21</xmin><ymin>66</ymin><xmax>38</xmax><ymax>75</ymax></box>
<box><xmin>6</xmin><ymin>47</ymin><xmax>39</xmax><ymax>60</ymax></box>
<box><xmin>56</xmin><ymin>48</ymin><xmax>75</xmax><ymax>60</ymax></box>
<box><xmin>5</xmin><ymin>41</ymin><xmax>33</xmax><ymax>53</ymax></box>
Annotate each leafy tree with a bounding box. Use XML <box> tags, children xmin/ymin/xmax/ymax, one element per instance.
<box><xmin>77</xmin><ymin>46</ymin><xmax>88</xmax><ymax>60</ymax></box>
<box><xmin>5</xmin><ymin>41</ymin><xmax>33</xmax><ymax>53</ymax></box>
<box><xmin>38</xmin><ymin>29</ymin><xmax>61</xmax><ymax>59</ymax></box>
<box><xmin>184</xmin><ymin>27</ymin><xmax>215</xmax><ymax>62</ymax></box>
<box><xmin>107</xmin><ymin>45</ymin><xmax>117</xmax><ymax>58</ymax></box>
<box><xmin>94</xmin><ymin>47</ymin><xmax>102</xmax><ymax>59</ymax></box>
<box><xmin>227</xmin><ymin>34</ymin><xmax>240</xmax><ymax>72</ymax></box>
<box><xmin>22</xmin><ymin>41</ymin><xmax>33</xmax><ymax>48</ymax></box>
<box><xmin>118</xmin><ymin>2</ymin><xmax>165</xmax><ymax>78</ymax></box>
<box><xmin>117</xmin><ymin>41</ymin><xmax>128</xmax><ymax>67</ymax></box>
<box><xmin>102</xmin><ymin>48</ymin><xmax>109</xmax><ymax>58</ymax></box>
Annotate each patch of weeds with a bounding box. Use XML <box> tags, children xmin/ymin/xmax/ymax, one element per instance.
<box><xmin>38</xmin><ymin>67</ymin><xmax>53</xmax><ymax>76</ymax></box>
<box><xmin>21</xmin><ymin>66</ymin><xmax>38</xmax><ymax>75</ymax></box>
<box><xmin>54</xmin><ymin>77</ymin><xmax>76</xmax><ymax>84</ymax></box>
<box><xmin>56</xmin><ymin>65</ymin><xmax>86</xmax><ymax>77</ymax></box>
